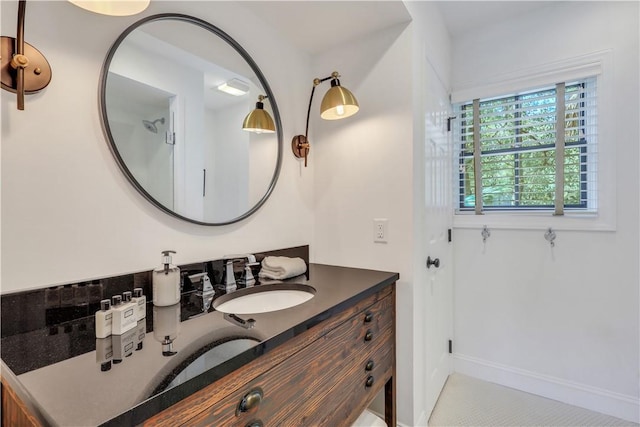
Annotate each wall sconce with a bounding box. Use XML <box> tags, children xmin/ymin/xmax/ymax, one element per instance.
<box><xmin>292</xmin><ymin>71</ymin><xmax>359</xmax><ymax>167</ymax></box>
<box><xmin>242</xmin><ymin>95</ymin><xmax>275</xmax><ymax>134</ymax></box>
<box><xmin>67</xmin><ymin>0</ymin><xmax>150</xmax><ymax>16</ymax></box>
<box><xmin>1</xmin><ymin>0</ymin><xmax>150</xmax><ymax>111</ymax></box>
<box><xmin>0</xmin><ymin>0</ymin><xmax>52</xmax><ymax>111</ymax></box>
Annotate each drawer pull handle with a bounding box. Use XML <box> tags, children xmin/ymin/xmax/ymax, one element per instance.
<box><xmin>364</xmin><ymin>330</ymin><xmax>373</xmax><ymax>342</ymax></box>
<box><xmin>246</xmin><ymin>421</ymin><xmax>263</xmax><ymax>427</ymax></box>
<box><xmin>365</xmin><ymin>360</ymin><xmax>374</xmax><ymax>371</ymax></box>
<box><xmin>366</xmin><ymin>375</ymin><xmax>375</xmax><ymax>388</ymax></box>
<box><xmin>237</xmin><ymin>388</ymin><xmax>263</xmax><ymax>415</ymax></box>
<box><xmin>364</xmin><ymin>311</ymin><xmax>373</xmax><ymax>323</ymax></box>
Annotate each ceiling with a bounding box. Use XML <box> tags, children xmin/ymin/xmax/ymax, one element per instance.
<box><xmin>241</xmin><ymin>1</ymin><xmax>552</xmax><ymax>55</ymax></box>
<box><xmin>240</xmin><ymin>1</ymin><xmax>412</xmax><ymax>55</ymax></box>
<box><xmin>436</xmin><ymin>1</ymin><xmax>552</xmax><ymax>38</ymax></box>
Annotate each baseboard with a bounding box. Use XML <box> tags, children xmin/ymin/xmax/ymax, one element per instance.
<box><xmin>396</xmin><ymin>420</ymin><xmax>417</xmax><ymax>427</ymax></box>
<box><xmin>385</xmin><ymin>410</ymin><xmax>428</xmax><ymax>427</ymax></box>
<box><xmin>453</xmin><ymin>353</ymin><xmax>640</xmax><ymax>423</ymax></box>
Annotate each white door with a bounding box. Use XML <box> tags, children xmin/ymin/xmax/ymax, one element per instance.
<box><xmin>422</xmin><ymin>58</ymin><xmax>454</xmax><ymax>421</ymax></box>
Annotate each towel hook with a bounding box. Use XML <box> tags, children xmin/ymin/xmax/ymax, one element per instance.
<box><xmin>544</xmin><ymin>227</ymin><xmax>556</xmax><ymax>247</ymax></box>
<box><xmin>481</xmin><ymin>225</ymin><xmax>491</xmax><ymax>243</ymax></box>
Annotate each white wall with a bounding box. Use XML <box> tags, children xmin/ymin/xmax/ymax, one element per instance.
<box><xmin>450</xmin><ymin>2</ymin><xmax>639</xmax><ymax>422</ymax></box>
<box><xmin>0</xmin><ymin>0</ymin><xmax>314</xmax><ymax>292</ymax></box>
<box><xmin>311</xmin><ymin>21</ymin><xmax>415</xmax><ymax>424</ymax></box>
<box><xmin>205</xmin><ymin>102</ymin><xmax>250</xmax><ymax>222</ymax></box>
<box><xmin>310</xmin><ymin>2</ymin><xmax>452</xmax><ymax>423</ymax></box>
<box><xmin>107</xmin><ymin>102</ymin><xmax>173</xmax><ymax>209</ymax></box>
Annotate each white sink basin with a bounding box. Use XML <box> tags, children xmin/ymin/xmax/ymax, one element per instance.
<box><xmin>213</xmin><ymin>283</ymin><xmax>315</xmax><ymax>314</ymax></box>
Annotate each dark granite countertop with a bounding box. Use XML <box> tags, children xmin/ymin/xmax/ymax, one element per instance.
<box><xmin>1</xmin><ymin>261</ymin><xmax>398</xmax><ymax>426</ymax></box>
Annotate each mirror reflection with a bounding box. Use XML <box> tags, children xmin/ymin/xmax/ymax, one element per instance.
<box><xmin>101</xmin><ymin>15</ymin><xmax>281</xmax><ymax>225</ymax></box>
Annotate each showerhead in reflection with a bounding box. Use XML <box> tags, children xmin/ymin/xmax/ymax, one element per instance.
<box><xmin>142</xmin><ymin>117</ymin><xmax>165</xmax><ymax>133</ymax></box>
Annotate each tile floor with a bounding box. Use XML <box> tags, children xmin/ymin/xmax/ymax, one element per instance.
<box><xmin>428</xmin><ymin>374</ymin><xmax>638</xmax><ymax>427</ymax></box>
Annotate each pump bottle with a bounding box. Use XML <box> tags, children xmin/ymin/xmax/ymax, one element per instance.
<box><xmin>153</xmin><ymin>250</ymin><xmax>181</xmax><ymax>306</ymax></box>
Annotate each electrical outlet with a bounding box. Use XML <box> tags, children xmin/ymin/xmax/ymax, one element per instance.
<box><xmin>373</xmin><ymin>219</ymin><xmax>388</xmax><ymax>243</ymax></box>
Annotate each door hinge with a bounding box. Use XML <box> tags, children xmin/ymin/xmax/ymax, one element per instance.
<box><xmin>447</xmin><ymin>116</ymin><xmax>457</xmax><ymax>132</ymax></box>
<box><xmin>448</xmin><ymin>339</ymin><xmax>452</xmax><ymax>354</ymax></box>
<box><xmin>448</xmin><ymin>228</ymin><xmax>452</xmax><ymax>243</ymax></box>
<box><xmin>203</xmin><ymin>169</ymin><xmax>206</xmax><ymax>197</ymax></box>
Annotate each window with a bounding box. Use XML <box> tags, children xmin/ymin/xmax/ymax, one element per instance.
<box><xmin>455</xmin><ymin>78</ymin><xmax>597</xmax><ymax>215</ymax></box>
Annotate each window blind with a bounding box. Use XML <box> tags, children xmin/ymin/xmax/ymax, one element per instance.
<box><xmin>455</xmin><ymin>77</ymin><xmax>598</xmax><ymax>214</ymax></box>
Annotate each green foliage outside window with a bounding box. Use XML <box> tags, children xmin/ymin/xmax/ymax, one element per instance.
<box><xmin>458</xmin><ymin>82</ymin><xmax>589</xmax><ymax>210</ymax></box>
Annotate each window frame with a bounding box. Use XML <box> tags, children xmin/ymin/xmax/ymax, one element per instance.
<box><xmin>449</xmin><ymin>50</ymin><xmax>615</xmax><ymax>232</ymax></box>
<box><xmin>456</xmin><ymin>81</ymin><xmax>591</xmax><ymax>212</ymax></box>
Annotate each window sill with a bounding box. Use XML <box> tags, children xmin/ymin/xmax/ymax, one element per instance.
<box><xmin>453</xmin><ymin>211</ymin><xmax>616</xmax><ymax>232</ymax></box>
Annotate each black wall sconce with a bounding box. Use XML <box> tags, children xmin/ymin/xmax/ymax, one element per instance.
<box><xmin>292</xmin><ymin>71</ymin><xmax>359</xmax><ymax>167</ymax></box>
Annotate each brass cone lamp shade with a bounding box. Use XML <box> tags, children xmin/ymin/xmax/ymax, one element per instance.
<box><xmin>243</xmin><ymin>97</ymin><xmax>275</xmax><ymax>134</ymax></box>
<box><xmin>320</xmin><ymin>82</ymin><xmax>359</xmax><ymax>120</ymax></box>
<box><xmin>68</xmin><ymin>0</ymin><xmax>150</xmax><ymax>16</ymax></box>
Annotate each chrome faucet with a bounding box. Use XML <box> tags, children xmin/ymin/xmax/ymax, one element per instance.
<box><xmin>239</xmin><ymin>255</ymin><xmax>260</xmax><ymax>287</ymax></box>
<box><xmin>189</xmin><ymin>272</ymin><xmax>215</xmax><ymax>312</ymax></box>
<box><xmin>223</xmin><ymin>260</ymin><xmax>238</xmax><ymax>293</ymax></box>
<box><xmin>223</xmin><ymin>254</ymin><xmax>259</xmax><ymax>291</ymax></box>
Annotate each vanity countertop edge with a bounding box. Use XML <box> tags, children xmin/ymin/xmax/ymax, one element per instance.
<box><xmin>1</xmin><ymin>263</ymin><xmax>399</xmax><ymax>427</ymax></box>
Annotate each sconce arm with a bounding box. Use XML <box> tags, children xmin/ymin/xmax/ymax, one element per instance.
<box><xmin>304</xmin><ymin>85</ymin><xmax>316</xmax><ymax>138</ymax></box>
<box><xmin>17</xmin><ymin>1</ymin><xmax>25</xmax><ymax>54</ymax></box>
<box><xmin>15</xmin><ymin>0</ymin><xmax>26</xmax><ymax>110</ymax></box>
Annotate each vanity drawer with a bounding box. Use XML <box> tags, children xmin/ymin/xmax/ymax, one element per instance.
<box><xmin>142</xmin><ymin>286</ymin><xmax>393</xmax><ymax>427</ymax></box>
<box><xmin>186</xmin><ymin>293</ymin><xmax>394</xmax><ymax>426</ymax></box>
<box><xmin>298</xmin><ymin>342</ymin><xmax>394</xmax><ymax>427</ymax></box>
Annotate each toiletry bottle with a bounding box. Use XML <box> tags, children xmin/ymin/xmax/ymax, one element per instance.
<box><xmin>112</xmin><ymin>326</ymin><xmax>137</xmax><ymax>363</ymax></box>
<box><xmin>111</xmin><ymin>294</ymin><xmax>136</xmax><ymax>335</ymax></box>
<box><xmin>134</xmin><ymin>320</ymin><xmax>146</xmax><ymax>351</ymax></box>
<box><xmin>153</xmin><ymin>250</ymin><xmax>181</xmax><ymax>307</ymax></box>
<box><xmin>95</xmin><ymin>299</ymin><xmax>113</xmax><ymax>339</ymax></box>
<box><xmin>131</xmin><ymin>287</ymin><xmax>147</xmax><ymax>321</ymax></box>
<box><xmin>123</xmin><ymin>291</ymin><xmax>137</xmax><ymax>319</ymax></box>
<box><xmin>95</xmin><ymin>336</ymin><xmax>113</xmax><ymax>371</ymax></box>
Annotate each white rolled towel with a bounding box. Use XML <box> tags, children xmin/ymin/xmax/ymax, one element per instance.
<box><xmin>258</xmin><ymin>256</ymin><xmax>307</xmax><ymax>280</ymax></box>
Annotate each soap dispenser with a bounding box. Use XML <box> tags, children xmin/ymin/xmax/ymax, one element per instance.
<box><xmin>153</xmin><ymin>304</ymin><xmax>180</xmax><ymax>357</ymax></box>
<box><xmin>153</xmin><ymin>250</ymin><xmax>181</xmax><ymax>307</ymax></box>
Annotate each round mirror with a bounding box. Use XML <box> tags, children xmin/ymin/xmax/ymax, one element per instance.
<box><xmin>99</xmin><ymin>14</ymin><xmax>282</xmax><ymax>225</ymax></box>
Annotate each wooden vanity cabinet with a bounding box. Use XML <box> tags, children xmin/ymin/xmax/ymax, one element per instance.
<box><xmin>0</xmin><ymin>376</ymin><xmax>43</xmax><ymax>427</ymax></box>
<box><xmin>143</xmin><ymin>284</ymin><xmax>396</xmax><ymax>427</ymax></box>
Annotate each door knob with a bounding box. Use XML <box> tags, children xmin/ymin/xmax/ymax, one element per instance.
<box><xmin>426</xmin><ymin>256</ymin><xmax>440</xmax><ymax>269</ymax></box>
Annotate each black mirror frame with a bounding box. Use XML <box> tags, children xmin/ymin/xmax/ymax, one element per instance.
<box><xmin>98</xmin><ymin>13</ymin><xmax>283</xmax><ymax>226</ymax></box>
